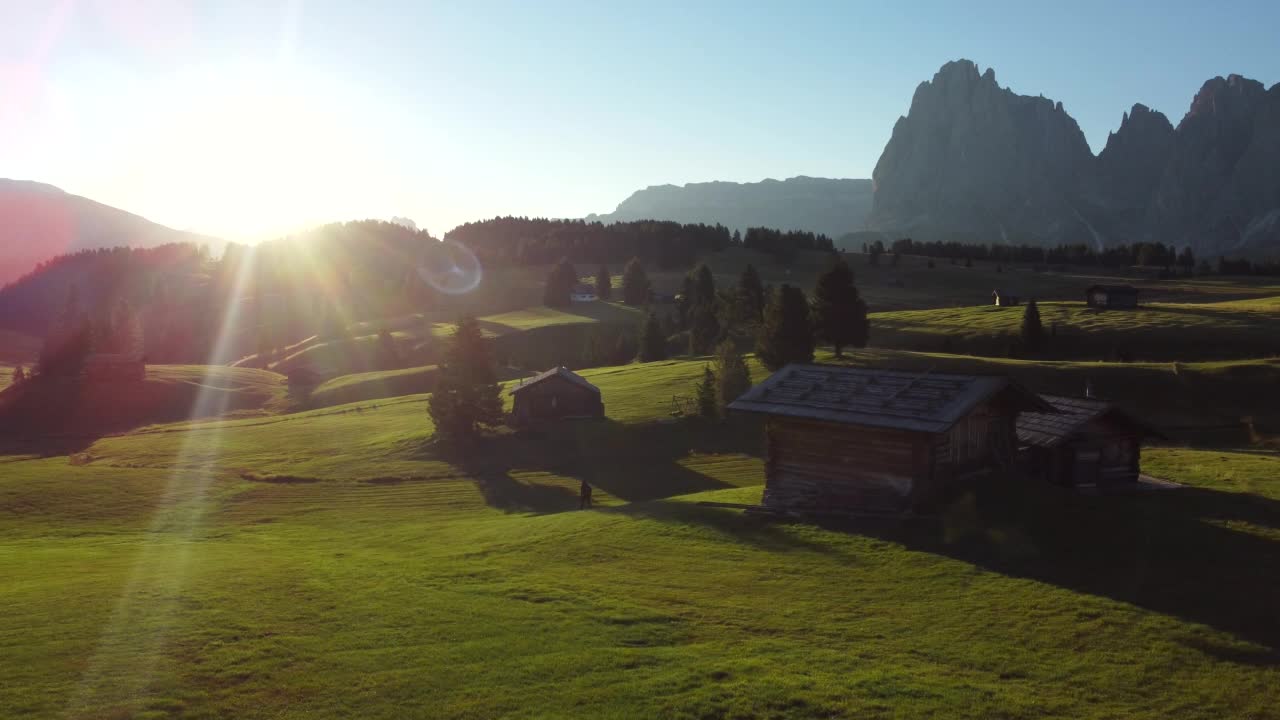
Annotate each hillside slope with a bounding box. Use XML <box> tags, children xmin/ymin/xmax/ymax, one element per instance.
<box><xmin>0</xmin><ymin>179</ymin><xmax>219</xmax><ymax>286</ymax></box>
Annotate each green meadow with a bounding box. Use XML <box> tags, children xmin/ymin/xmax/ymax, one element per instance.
<box><xmin>2</xmin><ymin>354</ymin><xmax>1280</xmax><ymax>718</ymax></box>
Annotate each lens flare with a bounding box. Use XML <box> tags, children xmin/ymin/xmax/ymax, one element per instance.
<box><xmin>417</xmin><ymin>239</ymin><xmax>482</xmax><ymax>295</ymax></box>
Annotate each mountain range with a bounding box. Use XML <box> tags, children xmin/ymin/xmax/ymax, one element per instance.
<box><xmin>585</xmin><ymin>176</ymin><xmax>873</xmax><ymax>240</ymax></box>
<box><xmin>870</xmin><ymin>60</ymin><xmax>1280</xmax><ymax>254</ymax></box>
<box><xmin>588</xmin><ymin>61</ymin><xmax>1279</xmax><ymax>256</ymax></box>
<box><xmin>0</xmin><ymin>179</ymin><xmax>217</xmax><ymax>286</ymax></box>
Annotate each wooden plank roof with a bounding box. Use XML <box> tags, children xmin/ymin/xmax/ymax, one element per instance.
<box><xmin>728</xmin><ymin>364</ymin><xmax>1052</xmax><ymax>434</ymax></box>
<box><xmin>508</xmin><ymin>366</ymin><xmax>601</xmax><ymax>396</ymax></box>
<box><xmin>1016</xmin><ymin>394</ymin><xmax>1157</xmax><ymax>448</ymax></box>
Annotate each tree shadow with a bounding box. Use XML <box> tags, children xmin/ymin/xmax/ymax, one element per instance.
<box><xmin>829</xmin><ymin>476</ymin><xmax>1280</xmax><ymax>653</ymax></box>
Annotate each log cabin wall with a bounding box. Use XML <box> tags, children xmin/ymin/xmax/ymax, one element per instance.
<box><xmin>764</xmin><ymin>417</ymin><xmax>929</xmax><ymax>513</ymax></box>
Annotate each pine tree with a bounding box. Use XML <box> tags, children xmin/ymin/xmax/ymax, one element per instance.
<box><xmin>428</xmin><ymin>317</ymin><xmax>503</xmax><ymax>444</ymax></box>
<box><xmin>636</xmin><ymin>312</ymin><xmax>667</xmax><ymax>362</ymax></box>
<box><xmin>1021</xmin><ymin>299</ymin><xmax>1044</xmax><ymax>353</ymax></box>
<box><xmin>713</xmin><ymin>340</ymin><xmax>751</xmax><ymax>414</ymax></box>
<box><xmin>11</xmin><ymin>365</ymin><xmax>26</xmax><ymax>385</ymax></box>
<box><xmin>543</xmin><ymin>257</ymin><xmax>576</xmax><ymax>307</ymax></box>
<box><xmin>688</xmin><ymin>304</ymin><xmax>720</xmax><ymax>355</ymax></box>
<box><xmin>38</xmin><ymin>286</ymin><xmax>92</xmax><ymax>377</ymax></box>
<box><xmin>692</xmin><ymin>263</ymin><xmax>716</xmax><ymax>308</ymax></box>
<box><xmin>811</xmin><ymin>258</ymin><xmax>868</xmax><ymax>357</ymax></box>
<box><xmin>594</xmin><ymin>264</ymin><xmax>611</xmax><ymax>301</ymax></box>
<box><xmin>695</xmin><ymin>365</ymin><xmax>717</xmax><ymax>419</ymax></box>
<box><xmin>378</xmin><ymin>328</ymin><xmax>400</xmax><ymax>369</ymax></box>
<box><xmin>621</xmin><ymin>257</ymin><xmax>651</xmax><ymax>306</ymax></box>
<box><xmin>756</xmin><ymin>284</ymin><xmax>814</xmax><ymax>371</ymax></box>
<box><xmin>737</xmin><ymin>264</ymin><xmax>765</xmax><ymax>324</ymax></box>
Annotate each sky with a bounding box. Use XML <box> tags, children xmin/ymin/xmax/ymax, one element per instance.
<box><xmin>2</xmin><ymin>0</ymin><xmax>1277</xmax><ymax>242</ymax></box>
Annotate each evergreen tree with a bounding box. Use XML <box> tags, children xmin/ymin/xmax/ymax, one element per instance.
<box><xmin>636</xmin><ymin>312</ymin><xmax>667</xmax><ymax>362</ymax></box>
<box><xmin>731</xmin><ymin>229</ymin><xmax>742</xmax><ymax>245</ymax></box>
<box><xmin>37</xmin><ymin>286</ymin><xmax>92</xmax><ymax>377</ymax></box>
<box><xmin>428</xmin><ymin>317</ymin><xmax>503</xmax><ymax>444</ymax></box>
<box><xmin>594</xmin><ymin>264</ymin><xmax>612</xmax><ymax>301</ymax></box>
<box><xmin>621</xmin><ymin>257</ymin><xmax>651</xmax><ymax>306</ymax></box>
<box><xmin>811</xmin><ymin>258</ymin><xmax>868</xmax><ymax>357</ymax></box>
<box><xmin>712</xmin><ymin>340</ymin><xmax>752</xmax><ymax>414</ymax></box>
<box><xmin>11</xmin><ymin>365</ymin><xmax>26</xmax><ymax>385</ymax></box>
<box><xmin>692</xmin><ymin>263</ymin><xmax>716</xmax><ymax>308</ymax></box>
<box><xmin>1021</xmin><ymin>299</ymin><xmax>1044</xmax><ymax>353</ymax></box>
<box><xmin>543</xmin><ymin>257</ymin><xmax>577</xmax><ymax>307</ymax></box>
<box><xmin>688</xmin><ymin>304</ymin><xmax>721</xmax><ymax>355</ymax></box>
<box><xmin>695</xmin><ymin>365</ymin><xmax>717</xmax><ymax>419</ymax></box>
<box><xmin>756</xmin><ymin>284</ymin><xmax>814</xmax><ymax>371</ymax></box>
<box><xmin>737</xmin><ymin>263</ymin><xmax>765</xmax><ymax>323</ymax></box>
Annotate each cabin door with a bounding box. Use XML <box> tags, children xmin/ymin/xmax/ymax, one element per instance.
<box><xmin>1072</xmin><ymin>449</ymin><xmax>1101</xmax><ymax>486</ymax></box>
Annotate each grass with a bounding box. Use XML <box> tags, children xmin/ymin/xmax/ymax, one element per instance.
<box><xmin>3</xmin><ymin>355</ymin><xmax>1280</xmax><ymax>717</ymax></box>
<box><xmin>872</xmin><ymin>298</ymin><xmax>1280</xmax><ymax>360</ymax></box>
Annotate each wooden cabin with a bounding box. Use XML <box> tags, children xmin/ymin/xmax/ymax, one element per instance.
<box><xmin>1086</xmin><ymin>285</ymin><xmax>1139</xmax><ymax>309</ymax></box>
<box><xmin>729</xmin><ymin>365</ymin><xmax>1053</xmax><ymax>515</ymax></box>
<box><xmin>570</xmin><ymin>283</ymin><xmax>598</xmax><ymax>303</ymax></box>
<box><xmin>1017</xmin><ymin>394</ymin><xmax>1158</xmax><ymax>488</ymax></box>
<box><xmin>992</xmin><ymin>289</ymin><xmax>1021</xmax><ymax>306</ymax></box>
<box><xmin>83</xmin><ymin>354</ymin><xmax>145</xmax><ymax>383</ymax></box>
<box><xmin>509</xmin><ymin>366</ymin><xmax>604</xmax><ymax>426</ymax></box>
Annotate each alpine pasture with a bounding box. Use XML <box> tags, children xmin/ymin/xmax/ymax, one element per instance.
<box><xmin>3</xmin><ymin>250</ymin><xmax>1280</xmax><ymax>718</ymax></box>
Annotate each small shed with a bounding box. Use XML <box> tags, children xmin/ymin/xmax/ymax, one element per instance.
<box><xmin>1086</xmin><ymin>285</ymin><xmax>1139</xmax><ymax>309</ymax></box>
<box><xmin>83</xmin><ymin>354</ymin><xmax>145</xmax><ymax>383</ymax></box>
<box><xmin>729</xmin><ymin>364</ymin><xmax>1053</xmax><ymax>515</ymax></box>
<box><xmin>570</xmin><ymin>284</ymin><xmax>598</xmax><ymax>303</ymax></box>
<box><xmin>992</xmin><ymin>289</ymin><xmax>1021</xmax><ymax>306</ymax></box>
<box><xmin>1017</xmin><ymin>394</ymin><xmax>1159</xmax><ymax>488</ymax></box>
<box><xmin>509</xmin><ymin>366</ymin><xmax>604</xmax><ymax>425</ymax></box>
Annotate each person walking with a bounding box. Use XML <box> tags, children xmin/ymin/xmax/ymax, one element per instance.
<box><xmin>579</xmin><ymin>480</ymin><xmax>593</xmax><ymax>510</ymax></box>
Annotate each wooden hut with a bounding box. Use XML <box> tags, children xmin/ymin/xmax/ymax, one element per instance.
<box><xmin>728</xmin><ymin>364</ymin><xmax>1053</xmax><ymax>515</ymax></box>
<box><xmin>992</xmin><ymin>289</ymin><xmax>1021</xmax><ymax>306</ymax></box>
<box><xmin>1085</xmin><ymin>285</ymin><xmax>1139</xmax><ymax>309</ymax></box>
<box><xmin>1017</xmin><ymin>394</ymin><xmax>1159</xmax><ymax>488</ymax></box>
<box><xmin>509</xmin><ymin>366</ymin><xmax>604</xmax><ymax>426</ymax></box>
<box><xmin>570</xmin><ymin>283</ymin><xmax>598</xmax><ymax>303</ymax></box>
<box><xmin>83</xmin><ymin>354</ymin><xmax>145</xmax><ymax>383</ymax></box>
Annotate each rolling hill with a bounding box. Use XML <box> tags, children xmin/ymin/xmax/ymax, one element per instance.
<box><xmin>0</xmin><ymin>179</ymin><xmax>219</xmax><ymax>286</ymax></box>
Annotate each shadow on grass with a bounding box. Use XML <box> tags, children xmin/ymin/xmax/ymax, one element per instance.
<box><xmin>828</xmin><ymin>475</ymin><xmax>1280</xmax><ymax>655</ymax></box>
<box><xmin>425</xmin><ymin>416</ymin><xmax>763</xmax><ymax>514</ymax></box>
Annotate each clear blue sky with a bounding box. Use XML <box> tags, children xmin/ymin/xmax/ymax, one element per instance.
<box><xmin>2</xmin><ymin>0</ymin><xmax>1276</xmax><ymax>240</ymax></box>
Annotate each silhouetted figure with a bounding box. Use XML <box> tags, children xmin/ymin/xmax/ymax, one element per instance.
<box><xmin>579</xmin><ymin>480</ymin><xmax>593</xmax><ymax>509</ymax></box>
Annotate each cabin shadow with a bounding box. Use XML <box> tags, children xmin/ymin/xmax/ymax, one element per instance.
<box><xmin>433</xmin><ymin>417</ymin><xmax>760</xmax><ymax>514</ymax></box>
<box><xmin>829</xmin><ymin>476</ymin><xmax>1280</xmax><ymax>653</ymax></box>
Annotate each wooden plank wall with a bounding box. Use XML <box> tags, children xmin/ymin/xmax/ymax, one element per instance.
<box><xmin>765</xmin><ymin>417</ymin><xmax>922</xmax><ymax>512</ymax></box>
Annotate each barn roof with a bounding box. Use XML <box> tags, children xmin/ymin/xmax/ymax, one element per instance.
<box><xmin>509</xmin><ymin>366</ymin><xmax>601</xmax><ymax>396</ymax></box>
<box><xmin>1016</xmin><ymin>394</ymin><xmax>1156</xmax><ymax>448</ymax></box>
<box><xmin>728</xmin><ymin>364</ymin><xmax>1053</xmax><ymax>434</ymax></box>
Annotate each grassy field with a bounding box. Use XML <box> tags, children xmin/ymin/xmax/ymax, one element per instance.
<box><xmin>1</xmin><ymin>350</ymin><xmax>1278</xmax><ymax>716</ymax></box>
<box><xmin>872</xmin><ymin>297</ymin><xmax>1280</xmax><ymax>360</ymax></box>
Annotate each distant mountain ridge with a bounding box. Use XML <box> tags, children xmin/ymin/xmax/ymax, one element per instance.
<box><xmin>0</xmin><ymin>179</ymin><xmax>219</xmax><ymax>286</ymax></box>
<box><xmin>869</xmin><ymin>60</ymin><xmax>1280</xmax><ymax>255</ymax></box>
<box><xmin>586</xmin><ymin>176</ymin><xmax>873</xmax><ymax>239</ymax></box>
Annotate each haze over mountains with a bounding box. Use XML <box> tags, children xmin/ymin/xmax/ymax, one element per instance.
<box><xmin>0</xmin><ymin>179</ymin><xmax>217</xmax><ymax>286</ymax></box>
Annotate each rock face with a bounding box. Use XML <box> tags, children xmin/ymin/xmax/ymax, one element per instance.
<box><xmin>870</xmin><ymin>61</ymin><xmax>1280</xmax><ymax>255</ymax></box>
<box><xmin>870</xmin><ymin>60</ymin><xmax>1097</xmax><ymax>246</ymax></box>
<box><xmin>587</xmin><ymin>176</ymin><xmax>873</xmax><ymax>239</ymax></box>
<box><xmin>0</xmin><ymin>179</ymin><xmax>218</xmax><ymax>285</ymax></box>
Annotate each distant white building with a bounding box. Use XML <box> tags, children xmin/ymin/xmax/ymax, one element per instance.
<box><xmin>570</xmin><ymin>283</ymin><xmax>598</xmax><ymax>303</ymax></box>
